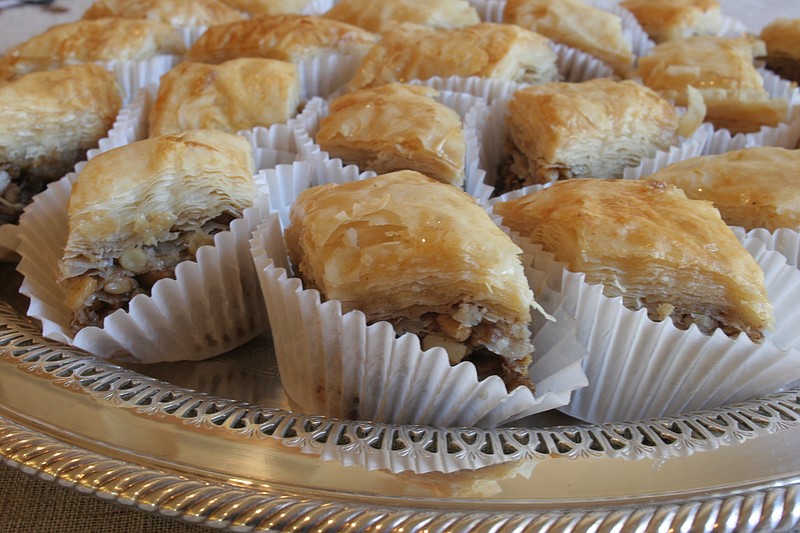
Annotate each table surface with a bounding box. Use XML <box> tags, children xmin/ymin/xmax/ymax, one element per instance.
<box><xmin>3</xmin><ymin>0</ymin><xmax>800</xmax><ymax>532</ymax></box>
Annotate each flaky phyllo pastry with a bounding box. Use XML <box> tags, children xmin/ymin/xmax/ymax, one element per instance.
<box><xmin>82</xmin><ymin>0</ymin><xmax>245</xmax><ymax>26</ymax></box>
<box><xmin>315</xmin><ymin>84</ymin><xmax>466</xmax><ymax>186</ymax></box>
<box><xmin>0</xmin><ymin>64</ymin><xmax>122</xmax><ymax>225</ymax></box>
<box><xmin>760</xmin><ymin>18</ymin><xmax>800</xmax><ymax>83</ymax></box>
<box><xmin>186</xmin><ymin>14</ymin><xmax>378</xmax><ymax>64</ymax></box>
<box><xmin>148</xmin><ymin>58</ymin><xmax>301</xmax><ymax>137</ymax></box>
<box><xmin>215</xmin><ymin>0</ymin><xmax>313</xmax><ymax>16</ymax></box>
<box><xmin>503</xmin><ymin>79</ymin><xmax>687</xmax><ymax>188</ymax></box>
<box><xmin>620</xmin><ymin>0</ymin><xmax>722</xmax><ymax>43</ymax></box>
<box><xmin>503</xmin><ymin>0</ymin><xmax>635</xmax><ymax>77</ymax></box>
<box><xmin>0</xmin><ymin>18</ymin><xmax>185</xmax><ymax>80</ymax></box>
<box><xmin>648</xmin><ymin>147</ymin><xmax>800</xmax><ymax>232</ymax></box>
<box><xmin>284</xmin><ymin>170</ymin><xmax>543</xmax><ymax>389</ymax></box>
<box><xmin>346</xmin><ymin>22</ymin><xmax>558</xmax><ymax>92</ymax></box>
<box><xmin>59</xmin><ymin>129</ymin><xmax>256</xmax><ymax>332</ymax></box>
<box><xmin>322</xmin><ymin>0</ymin><xmax>480</xmax><ymax>33</ymax></box>
<box><xmin>637</xmin><ymin>35</ymin><xmax>789</xmax><ymax>134</ymax></box>
<box><xmin>494</xmin><ymin>179</ymin><xmax>774</xmax><ymax>342</ymax></box>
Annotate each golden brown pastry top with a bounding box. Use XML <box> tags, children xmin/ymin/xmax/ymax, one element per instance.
<box><xmin>61</xmin><ymin>130</ymin><xmax>256</xmax><ymax>277</ymax></box>
<box><xmin>323</xmin><ymin>0</ymin><xmax>480</xmax><ymax>32</ymax></box>
<box><xmin>493</xmin><ymin>179</ymin><xmax>774</xmax><ymax>338</ymax></box>
<box><xmin>82</xmin><ymin>0</ymin><xmax>245</xmax><ymax>26</ymax></box>
<box><xmin>148</xmin><ymin>58</ymin><xmax>300</xmax><ymax>137</ymax></box>
<box><xmin>186</xmin><ymin>14</ymin><xmax>378</xmax><ymax>64</ymax></box>
<box><xmin>620</xmin><ymin>0</ymin><xmax>721</xmax><ymax>43</ymax></box>
<box><xmin>503</xmin><ymin>0</ymin><xmax>634</xmax><ymax>77</ymax></box>
<box><xmin>760</xmin><ymin>18</ymin><xmax>800</xmax><ymax>60</ymax></box>
<box><xmin>315</xmin><ymin>84</ymin><xmax>465</xmax><ymax>186</ymax></box>
<box><xmin>285</xmin><ymin>170</ymin><xmax>535</xmax><ymax>325</ymax></box>
<box><xmin>0</xmin><ymin>18</ymin><xmax>186</xmax><ymax>78</ymax></box>
<box><xmin>217</xmin><ymin>0</ymin><xmax>312</xmax><ymax>16</ymax></box>
<box><xmin>346</xmin><ymin>22</ymin><xmax>558</xmax><ymax>91</ymax></box>
<box><xmin>649</xmin><ymin>147</ymin><xmax>800</xmax><ymax>232</ymax></box>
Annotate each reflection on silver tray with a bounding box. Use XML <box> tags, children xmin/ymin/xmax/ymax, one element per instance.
<box><xmin>2</xmin><ymin>263</ymin><xmax>800</xmax><ymax>531</ymax></box>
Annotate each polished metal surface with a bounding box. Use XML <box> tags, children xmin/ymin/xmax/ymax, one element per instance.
<box><xmin>2</xmin><ymin>263</ymin><xmax>800</xmax><ymax>531</ymax></box>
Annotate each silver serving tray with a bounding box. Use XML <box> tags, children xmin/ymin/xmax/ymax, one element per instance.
<box><xmin>2</xmin><ymin>261</ymin><xmax>800</xmax><ymax>532</ymax></box>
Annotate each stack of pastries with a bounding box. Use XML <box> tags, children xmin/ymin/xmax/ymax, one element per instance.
<box><xmin>2</xmin><ymin>0</ymin><xmax>800</xmax><ymax>429</ymax></box>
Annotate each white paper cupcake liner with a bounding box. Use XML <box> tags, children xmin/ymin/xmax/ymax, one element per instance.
<box><xmin>240</xmin><ymin>123</ymin><xmax>305</xmax><ymax>172</ymax></box>
<box><xmin>249</xmin><ymin>167</ymin><xmax>588</xmax><ymax>428</ymax></box>
<box><xmin>0</xmin><ymin>85</ymin><xmax>153</xmax><ymax>262</ymax></box>
<box><xmin>481</xmin><ymin>96</ymin><xmax>711</xmax><ymax>194</ymax></box>
<box><xmin>301</xmin><ymin>0</ymin><xmax>338</xmax><ymax>15</ymax></box>
<box><xmin>733</xmin><ymin>227</ymin><xmax>800</xmax><ymax>268</ymax></box>
<box><xmin>702</xmin><ymin>68</ymin><xmax>800</xmax><ymax>155</ymax></box>
<box><xmin>290</xmin><ymin>90</ymin><xmax>493</xmax><ymax>200</ymax></box>
<box><xmin>491</xmin><ymin>188</ymin><xmax>800</xmax><ymax>423</ymax></box>
<box><xmin>16</xmin><ymin>167</ymin><xmax>269</xmax><ymax>364</ymax></box>
<box><xmin>100</xmin><ymin>55</ymin><xmax>183</xmax><ymax>103</ymax></box>
<box><xmin>297</xmin><ymin>52</ymin><xmax>368</xmax><ymax>100</ymax></box>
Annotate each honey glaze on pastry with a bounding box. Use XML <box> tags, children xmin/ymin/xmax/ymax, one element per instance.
<box><xmin>346</xmin><ymin>22</ymin><xmax>558</xmax><ymax>92</ymax></box>
<box><xmin>648</xmin><ymin>146</ymin><xmax>800</xmax><ymax>232</ymax></box>
<box><xmin>503</xmin><ymin>0</ymin><xmax>635</xmax><ymax>77</ymax></box>
<box><xmin>0</xmin><ymin>64</ymin><xmax>122</xmax><ymax>225</ymax></box>
<box><xmin>216</xmin><ymin>0</ymin><xmax>313</xmax><ymax>16</ymax></box>
<box><xmin>322</xmin><ymin>0</ymin><xmax>480</xmax><ymax>33</ymax></box>
<box><xmin>760</xmin><ymin>18</ymin><xmax>800</xmax><ymax>83</ymax></box>
<box><xmin>315</xmin><ymin>84</ymin><xmax>465</xmax><ymax>187</ymax></box>
<box><xmin>82</xmin><ymin>0</ymin><xmax>245</xmax><ymax>26</ymax></box>
<box><xmin>0</xmin><ymin>18</ymin><xmax>186</xmax><ymax>79</ymax></box>
<box><xmin>637</xmin><ymin>35</ymin><xmax>788</xmax><ymax>134</ymax></box>
<box><xmin>285</xmin><ymin>170</ymin><xmax>543</xmax><ymax>389</ymax></box>
<box><xmin>619</xmin><ymin>0</ymin><xmax>722</xmax><ymax>43</ymax></box>
<box><xmin>59</xmin><ymin>130</ymin><xmax>256</xmax><ymax>331</ymax></box>
<box><xmin>186</xmin><ymin>15</ymin><xmax>378</xmax><ymax>64</ymax></box>
<box><xmin>494</xmin><ymin>179</ymin><xmax>774</xmax><ymax>342</ymax></box>
<box><xmin>148</xmin><ymin>58</ymin><xmax>301</xmax><ymax>137</ymax></box>
<box><xmin>503</xmin><ymin>78</ymin><xmax>680</xmax><ymax>188</ymax></box>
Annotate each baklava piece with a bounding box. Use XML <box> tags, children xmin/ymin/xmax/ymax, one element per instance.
<box><xmin>315</xmin><ymin>84</ymin><xmax>465</xmax><ymax>186</ymax></box>
<box><xmin>494</xmin><ymin>179</ymin><xmax>773</xmax><ymax>342</ymax></box>
<box><xmin>503</xmin><ymin>0</ymin><xmax>635</xmax><ymax>77</ymax></box>
<box><xmin>0</xmin><ymin>64</ymin><xmax>122</xmax><ymax>225</ymax></box>
<box><xmin>648</xmin><ymin>146</ymin><xmax>800</xmax><ymax>232</ymax></box>
<box><xmin>637</xmin><ymin>35</ymin><xmax>789</xmax><ymax>134</ymax></box>
<box><xmin>148</xmin><ymin>58</ymin><xmax>300</xmax><ymax>137</ymax></box>
<box><xmin>285</xmin><ymin>170</ymin><xmax>541</xmax><ymax>389</ymax></box>
<box><xmin>503</xmin><ymin>78</ymin><xmax>680</xmax><ymax>188</ymax></box>
<box><xmin>620</xmin><ymin>0</ymin><xmax>721</xmax><ymax>43</ymax></box>
<box><xmin>82</xmin><ymin>0</ymin><xmax>244</xmax><ymax>26</ymax></box>
<box><xmin>216</xmin><ymin>0</ymin><xmax>313</xmax><ymax>16</ymax></box>
<box><xmin>346</xmin><ymin>22</ymin><xmax>559</xmax><ymax>91</ymax></box>
<box><xmin>322</xmin><ymin>0</ymin><xmax>480</xmax><ymax>33</ymax></box>
<box><xmin>0</xmin><ymin>18</ymin><xmax>185</xmax><ymax>79</ymax></box>
<box><xmin>186</xmin><ymin>14</ymin><xmax>378</xmax><ymax>64</ymax></box>
<box><xmin>59</xmin><ymin>129</ymin><xmax>256</xmax><ymax>331</ymax></box>
<box><xmin>760</xmin><ymin>18</ymin><xmax>800</xmax><ymax>83</ymax></box>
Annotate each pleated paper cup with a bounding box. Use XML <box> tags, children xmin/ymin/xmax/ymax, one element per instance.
<box><xmin>297</xmin><ymin>52</ymin><xmax>369</xmax><ymax>100</ymax></box>
<box><xmin>492</xmin><ymin>187</ymin><xmax>800</xmax><ymax>424</ymax></box>
<box><xmin>100</xmin><ymin>55</ymin><xmax>184</xmax><ymax>102</ymax></box>
<box><xmin>733</xmin><ymin>226</ymin><xmax>800</xmax><ymax>269</ymax></box>
<box><xmin>248</xmin><ymin>167</ymin><xmax>589</xmax><ymax>429</ymax></box>
<box><xmin>702</xmin><ymin>69</ymin><xmax>800</xmax><ymax>155</ymax></box>
<box><xmin>16</xmin><ymin>168</ymin><xmax>269</xmax><ymax>364</ymax></box>
<box><xmin>290</xmin><ymin>90</ymin><xmax>494</xmax><ymax>201</ymax></box>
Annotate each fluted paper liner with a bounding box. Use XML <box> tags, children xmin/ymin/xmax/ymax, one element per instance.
<box><xmin>248</xmin><ymin>167</ymin><xmax>588</xmax><ymax>429</ymax></box>
<box><xmin>493</xmin><ymin>189</ymin><xmax>800</xmax><ymax>423</ymax></box>
<box><xmin>732</xmin><ymin>227</ymin><xmax>800</xmax><ymax>269</ymax></box>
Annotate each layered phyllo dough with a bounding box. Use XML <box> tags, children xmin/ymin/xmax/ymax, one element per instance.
<box><xmin>760</xmin><ymin>18</ymin><xmax>800</xmax><ymax>83</ymax></box>
<box><xmin>148</xmin><ymin>58</ymin><xmax>301</xmax><ymax>137</ymax></box>
<box><xmin>494</xmin><ymin>179</ymin><xmax>774</xmax><ymax>342</ymax></box>
<box><xmin>59</xmin><ymin>129</ymin><xmax>256</xmax><ymax>331</ymax></box>
<box><xmin>186</xmin><ymin>14</ymin><xmax>378</xmax><ymax>64</ymax></box>
<box><xmin>0</xmin><ymin>64</ymin><xmax>122</xmax><ymax>225</ymax></box>
<box><xmin>620</xmin><ymin>0</ymin><xmax>721</xmax><ymax>43</ymax></box>
<box><xmin>0</xmin><ymin>18</ymin><xmax>185</xmax><ymax>79</ymax></box>
<box><xmin>322</xmin><ymin>0</ymin><xmax>480</xmax><ymax>33</ymax></box>
<box><xmin>82</xmin><ymin>0</ymin><xmax>245</xmax><ymax>26</ymax></box>
<box><xmin>503</xmin><ymin>78</ymin><xmax>683</xmax><ymax>188</ymax></box>
<box><xmin>637</xmin><ymin>35</ymin><xmax>789</xmax><ymax>133</ymax></box>
<box><xmin>504</xmin><ymin>0</ymin><xmax>635</xmax><ymax>77</ymax></box>
<box><xmin>216</xmin><ymin>0</ymin><xmax>313</xmax><ymax>16</ymax></box>
<box><xmin>285</xmin><ymin>170</ymin><xmax>542</xmax><ymax>388</ymax></box>
<box><xmin>315</xmin><ymin>84</ymin><xmax>465</xmax><ymax>186</ymax></box>
<box><xmin>648</xmin><ymin>147</ymin><xmax>800</xmax><ymax>231</ymax></box>
<box><xmin>346</xmin><ymin>22</ymin><xmax>559</xmax><ymax>91</ymax></box>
